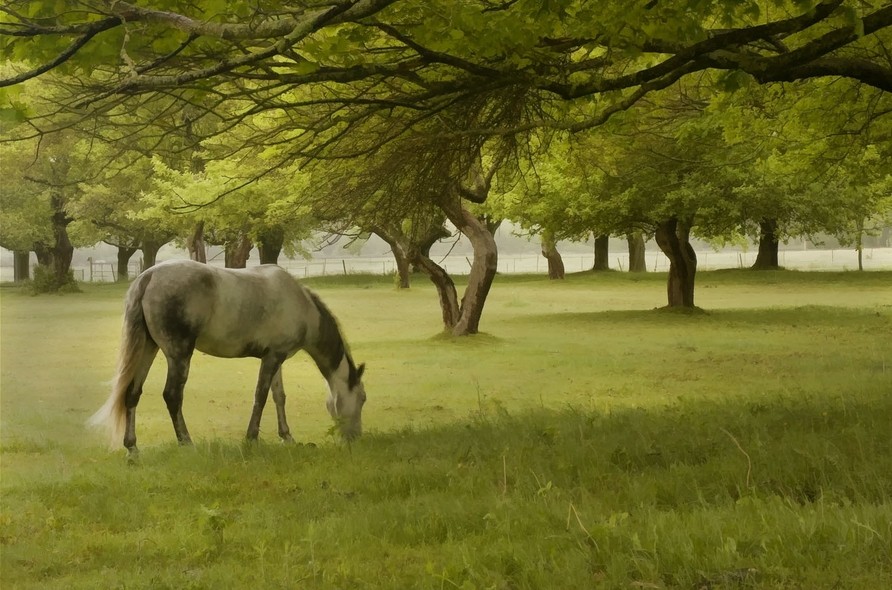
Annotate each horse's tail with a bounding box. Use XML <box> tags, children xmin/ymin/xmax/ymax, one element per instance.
<box><xmin>88</xmin><ymin>272</ymin><xmax>153</xmax><ymax>446</ymax></box>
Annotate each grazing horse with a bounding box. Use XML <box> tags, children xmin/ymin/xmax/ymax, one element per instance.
<box><xmin>89</xmin><ymin>259</ymin><xmax>367</xmax><ymax>455</ymax></box>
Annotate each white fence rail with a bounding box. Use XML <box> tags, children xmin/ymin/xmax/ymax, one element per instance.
<box><xmin>2</xmin><ymin>248</ymin><xmax>890</xmax><ymax>283</ymax></box>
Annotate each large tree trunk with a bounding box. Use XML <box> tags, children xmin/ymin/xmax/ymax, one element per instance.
<box><xmin>34</xmin><ymin>247</ymin><xmax>52</xmax><ymax>267</ymax></box>
<box><xmin>257</xmin><ymin>227</ymin><xmax>285</xmax><ymax>265</ymax></box>
<box><xmin>752</xmin><ymin>218</ymin><xmax>780</xmax><ymax>270</ymax></box>
<box><xmin>441</xmin><ymin>200</ymin><xmax>498</xmax><ymax>336</ymax></box>
<box><xmin>187</xmin><ymin>222</ymin><xmax>207</xmax><ymax>263</ymax></box>
<box><xmin>484</xmin><ymin>216</ymin><xmax>502</xmax><ymax>236</ymax></box>
<box><xmin>224</xmin><ymin>234</ymin><xmax>253</xmax><ymax>268</ymax></box>
<box><xmin>32</xmin><ymin>193</ymin><xmax>75</xmax><ymax>290</ymax></box>
<box><xmin>115</xmin><ymin>245</ymin><xmax>138</xmax><ymax>282</ymax></box>
<box><xmin>627</xmin><ymin>232</ymin><xmax>647</xmax><ymax>273</ymax></box>
<box><xmin>541</xmin><ymin>229</ymin><xmax>565</xmax><ymax>279</ymax></box>
<box><xmin>411</xmin><ymin>223</ymin><xmax>450</xmax><ymax>274</ymax></box>
<box><xmin>140</xmin><ymin>239</ymin><xmax>164</xmax><ymax>270</ymax></box>
<box><xmin>592</xmin><ymin>234</ymin><xmax>610</xmax><ymax>271</ymax></box>
<box><xmin>392</xmin><ymin>246</ymin><xmax>411</xmax><ymax>288</ymax></box>
<box><xmin>410</xmin><ymin>250</ymin><xmax>460</xmax><ymax>328</ymax></box>
<box><xmin>393</xmin><ymin>247</ymin><xmax>412</xmax><ymax>289</ymax></box>
<box><xmin>13</xmin><ymin>251</ymin><xmax>30</xmax><ymax>282</ymax></box>
<box><xmin>654</xmin><ymin>217</ymin><xmax>697</xmax><ymax>308</ymax></box>
<box><xmin>51</xmin><ymin>194</ymin><xmax>74</xmax><ymax>285</ymax></box>
<box><xmin>372</xmin><ymin>226</ymin><xmax>411</xmax><ymax>289</ymax></box>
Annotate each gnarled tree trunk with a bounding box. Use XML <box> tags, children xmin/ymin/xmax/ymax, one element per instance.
<box><xmin>752</xmin><ymin>218</ymin><xmax>780</xmax><ymax>270</ymax></box>
<box><xmin>409</xmin><ymin>249</ymin><xmax>460</xmax><ymax>328</ymax></box>
<box><xmin>442</xmin><ymin>201</ymin><xmax>498</xmax><ymax>336</ymax></box>
<box><xmin>593</xmin><ymin>234</ymin><xmax>610</xmax><ymax>271</ymax></box>
<box><xmin>654</xmin><ymin>217</ymin><xmax>697</xmax><ymax>308</ymax></box>
<box><xmin>13</xmin><ymin>251</ymin><xmax>30</xmax><ymax>282</ymax></box>
<box><xmin>187</xmin><ymin>222</ymin><xmax>207</xmax><ymax>263</ymax></box>
<box><xmin>541</xmin><ymin>229</ymin><xmax>565</xmax><ymax>279</ymax></box>
<box><xmin>32</xmin><ymin>193</ymin><xmax>75</xmax><ymax>290</ymax></box>
<box><xmin>115</xmin><ymin>245</ymin><xmax>138</xmax><ymax>282</ymax></box>
<box><xmin>411</xmin><ymin>223</ymin><xmax>451</xmax><ymax>274</ymax></box>
<box><xmin>225</xmin><ymin>234</ymin><xmax>253</xmax><ymax>268</ymax></box>
<box><xmin>140</xmin><ymin>238</ymin><xmax>165</xmax><ymax>270</ymax></box>
<box><xmin>392</xmin><ymin>246</ymin><xmax>411</xmax><ymax>288</ymax></box>
<box><xmin>257</xmin><ymin>227</ymin><xmax>285</xmax><ymax>265</ymax></box>
<box><xmin>627</xmin><ymin>232</ymin><xmax>647</xmax><ymax>273</ymax></box>
<box><xmin>372</xmin><ymin>226</ymin><xmax>412</xmax><ymax>289</ymax></box>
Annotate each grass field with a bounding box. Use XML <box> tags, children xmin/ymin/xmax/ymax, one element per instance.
<box><xmin>1</xmin><ymin>270</ymin><xmax>891</xmax><ymax>589</ymax></box>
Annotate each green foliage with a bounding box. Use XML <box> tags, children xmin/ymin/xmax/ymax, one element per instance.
<box><xmin>143</xmin><ymin>155</ymin><xmax>315</xmax><ymax>254</ymax></box>
<box><xmin>0</xmin><ymin>85</ymin><xmax>31</xmax><ymax>124</ymax></box>
<box><xmin>0</xmin><ymin>140</ymin><xmax>56</xmax><ymax>250</ymax></box>
<box><xmin>497</xmin><ymin>71</ymin><xmax>892</xmax><ymax>256</ymax></box>
<box><xmin>26</xmin><ymin>264</ymin><xmax>80</xmax><ymax>294</ymax></box>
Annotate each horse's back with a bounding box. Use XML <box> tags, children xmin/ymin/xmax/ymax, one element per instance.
<box><xmin>137</xmin><ymin>260</ymin><xmax>220</xmax><ymax>352</ymax></box>
<box><xmin>136</xmin><ymin>260</ymin><xmax>313</xmax><ymax>359</ymax></box>
<box><xmin>203</xmin><ymin>264</ymin><xmax>316</xmax><ymax>358</ymax></box>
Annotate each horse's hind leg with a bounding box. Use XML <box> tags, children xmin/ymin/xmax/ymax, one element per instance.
<box><xmin>123</xmin><ymin>342</ymin><xmax>160</xmax><ymax>456</ymax></box>
<box><xmin>270</xmin><ymin>367</ymin><xmax>294</xmax><ymax>443</ymax></box>
<box><xmin>162</xmin><ymin>351</ymin><xmax>194</xmax><ymax>445</ymax></box>
<box><xmin>245</xmin><ymin>355</ymin><xmax>284</xmax><ymax>441</ymax></box>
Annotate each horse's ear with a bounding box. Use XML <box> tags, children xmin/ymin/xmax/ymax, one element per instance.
<box><xmin>357</xmin><ymin>363</ymin><xmax>366</xmax><ymax>380</ymax></box>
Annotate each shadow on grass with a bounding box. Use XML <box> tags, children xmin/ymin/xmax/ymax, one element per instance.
<box><xmin>25</xmin><ymin>389</ymin><xmax>883</xmax><ymax>511</ymax></box>
<box><xmin>3</xmin><ymin>391</ymin><xmax>891</xmax><ymax>589</ymax></box>
<box><xmin>354</xmin><ymin>390</ymin><xmax>892</xmax><ymax>506</ymax></box>
<box><xmin>510</xmin><ymin>304</ymin><xmax>892</xmax><ymax>329</ymax></box>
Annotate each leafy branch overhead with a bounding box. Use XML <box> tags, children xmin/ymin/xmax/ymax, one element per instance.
<box><xmin>2</xmin><ymin>0</ymin><xmax>890</xmax><ymax>147</ymax></box>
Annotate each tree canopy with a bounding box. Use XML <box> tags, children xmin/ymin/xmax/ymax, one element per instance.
<box><xmin>2</xmin><ymin>0</ymin><xmax>890</xmax><ymax>323</ymax></box>
<box><xmin>3</xmin><ymin>1</ymin><xmax>890</xmax><ymax>141</ymax></box>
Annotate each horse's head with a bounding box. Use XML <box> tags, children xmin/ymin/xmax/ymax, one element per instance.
<box><xmin>326</xmin><ymin>362</ymin><xmax>366</xmax><ymax>441</ymax></box>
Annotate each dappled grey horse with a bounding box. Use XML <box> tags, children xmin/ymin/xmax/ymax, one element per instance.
<box><xmin>89</xmin><ymin>259</ymin><xmax>367</xmax><ymax>455</ymax></box>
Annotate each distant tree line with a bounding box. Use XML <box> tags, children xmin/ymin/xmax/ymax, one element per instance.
<box><xmin>1</xmin><ymin>0</ymin><xmax>890</xmax><ymax>331</ymax></box>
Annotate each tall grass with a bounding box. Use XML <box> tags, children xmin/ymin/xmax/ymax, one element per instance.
<box><xmin>1</xmin><ymin>271</ymin><xmax>890</xmax><ymax>589</ymax></box>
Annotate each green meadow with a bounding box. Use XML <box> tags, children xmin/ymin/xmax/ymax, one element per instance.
<box><xmin>1</xmin><ymin>270</ymin><xmax>891</xmax><ymax>589</ymax></box>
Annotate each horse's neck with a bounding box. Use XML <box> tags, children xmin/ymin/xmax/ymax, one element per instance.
<box><xmin>331</xmin><ymin>355</ymin><xmax>353</xmax><ymax>385</ymax></box>
<box><xmin>309</xmin><ymin>349</ymin><xmax>349</xmax><ymax>386</ymax></box>
<box><xmin>303</xmin><ymin>291</ymin><xmax>348</xmax><ymax>381</ymax></box>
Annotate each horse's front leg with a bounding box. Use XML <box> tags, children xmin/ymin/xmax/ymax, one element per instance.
<box><xmin>270</xmin><ymin>367</ymin><xmax>294</xmax><ymax>443</ymax></box>
<box><xmin>245</xmin><ymin>355</ymin><xmax>284</xmax><ymax>441</ymax></box>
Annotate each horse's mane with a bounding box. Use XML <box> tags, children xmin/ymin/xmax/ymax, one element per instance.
<box><xmin>307</xmin><ymin>290</ymin><xmax>360</xmax><ymax>385</ymax></box>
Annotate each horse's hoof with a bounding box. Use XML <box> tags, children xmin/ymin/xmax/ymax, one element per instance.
<box><xmin>281</xmin><ymin>434</ymin><xmax>295</xmax><ymax>444</ymax></box>
<box><xmin>126</xmin><ymin>448</ymin><xmax>140</xmax><ymax>465</ymax></box>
